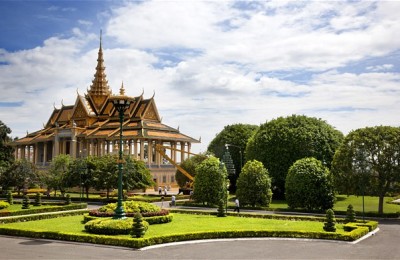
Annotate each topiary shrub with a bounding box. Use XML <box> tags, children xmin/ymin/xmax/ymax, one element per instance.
<box><xmin>132</xmin><ymin>212</ymin><xmax>147</xmax><ymax>238</ymax></box>
<box><xmin>0</xmin><ymin>201</ymin><xmax>10</xmax><ymax>210</ymax></box>
<box><xmin>217</xmin><ymin>199</ymin><xmax>226</xmax><ymax>217</ymax></box>
<box><xmin>34</xmin><ymin>192</ymin><xmax>42</xmax><ymax>206</ymax></box>
<box><xmin>345</xmin><ymin>204</ymin><xmax>356</xmax><ymax>223</ymax></box>
<box><xmin>6</xmin><ymin>191</ymin><xmax>13</xmax><ymax>205</ymax></box>
<box><xmin>65</xmin><ymin>194</ymin><xmax>71</xmax><ymax>205</ymax></box>
<box><xmin>285</xmin><ymin>157</ymin><xmax>335</xmax><ymax>211</ymax></box>
<box><xmin>84</xmin><ymin>217</ymin><xmax>149</xmax><ymax>235</ymax></box>
<box><xmin>22</xmin><ymin>195</ymin><xmax>30</xmax><ymax>209</ymax></box>
<box><xmin>236</xmin><ymin>160</ymin><xmax>272</xmax><ymax>207</ymax></box>
<box><xmin>323</xmin><ymin>209</ymin><xmax>336</xmax><ymax>232</ymax></box>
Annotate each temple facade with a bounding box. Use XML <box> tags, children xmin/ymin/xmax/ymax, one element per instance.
<box><xmin>11</xmin><ymin>39</ymin><xmax>199</xmax><ymax>187</ymax></box>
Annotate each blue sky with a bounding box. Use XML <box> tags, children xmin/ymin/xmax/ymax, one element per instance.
<box><xmin>0</xmin><ymin>0</ymin><xmax>399</xmax><ymax>153</ymax></box>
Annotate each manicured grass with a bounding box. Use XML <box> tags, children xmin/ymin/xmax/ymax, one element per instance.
<box><xmin>230</xmin><ymin>195</ymin><xmax>400</xmax><ymax>214</ymax></box>
<box><xmin>2</xmin><ymin>213</ymin><xmax>347</xmax><ymax>238</ymax></box>
<box><xmin>334</xmin><ymin>195</ymin><xmax>400</xmax><ymax>213</ymax></box>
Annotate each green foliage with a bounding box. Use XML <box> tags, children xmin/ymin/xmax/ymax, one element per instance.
<box><xmin>132</xmin><ymin>212</ymin><xmax>147</xmax><ymax>238</ymax></box>
<box><xmin>6</xmin><ymin>190</ymin><xmax>13</xmax><ymax>205</ymax></box>
<box><xmin>246</xmin><ymin>115</ymin><xmax>343</xmax><ymax>198</ymax></box>
<box><xmin>123</xmin><ymin>156</ymin><xmax>154</xmax><ymax>191</ymax></box>
<box><xmin>65</xmin><ymin>194</ymin><xmax>71</xmax><ymax>205</ymax></box>
<box><xmin>0</xmin><ymin>213</ymin><xmax>377</xmax><ymax>248</ymax></box>
<box><xmin>192</xmin><ymin>156</ymin><xmax>228</xmax><ymax>206</ymax></box>
<box><xmin>0</xmin><ymin>201</ymin><xmax>10</xmax><ymax>210</ymax></box>
<box><xmin>217</xmin><ymin>199</ymin><xmax>226</xmax><ymax>217</ymax></box>
<box><xmin>285</xmin><ymin>157</ymin><xmax>335</xmax><ymax>211</ymax></box>
<box><xmin>345</xmin><ymin>204</ymin><xmax>356</xmax><ymax>223</ymax></box>
<box><xmin>175</xmin><ymin>153</ymin><xmax>208</xmax><ymax>188</ymax></box>
<box><xmin>332</xmin><ymin>126</ymin><xmax>400</xmax><ymax>215</ymax></box>
<box><xmin>236</xmin><ymin>160</ymin><xmax>273</xmax><ymax>207</ymax></box>
<box><xmin>0</xmin><ymin>120</ymin><xmax>14</xmax><ymax>176</ymax></box>
<box><xmin>207</xmin><ymin>123</ymin><xmax>258</xmax><ymax>192</ymax></box>
<box><xmin>21</xmin><ymin>195</ymin><xmax>30</xmax><ymax>209</ymax></box>
<box><xmin>84</xmin><ymin>217</ymin><xmax>148</xmax><ymax>235</ymax></box>
<box><xmin>0</xmin><ymin>203</ymin><xmax>87</xmax><ymax>218</ymax></box>
<box><xmin>323</xmin><ymin>209</ymin><xmax>336</xmax><ymax>232</ymax></box>
<box><xmin>46</xmin><ymin>154</ymin><xmax>73</xmax><ymax>196</ymax></box>
<box><xmin>1</xmin><ymin>159</ymin><xmax>38</xmax><ymax>194</ymax></box>
<box><xmin>34</xmin><ymin>192</ymin><xmax>42</xmax><ymax>206</ymax></box>
<box><xmin>98</xmin><ymin>201</ymin><xmax>160</xmax><ymax>214</ymax></box>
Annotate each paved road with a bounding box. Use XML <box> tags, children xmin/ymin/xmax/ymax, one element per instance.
<box><xmin>1</xmin><ymin>220</ymin><xmax>399</xmax><ymax>259</ymax></box>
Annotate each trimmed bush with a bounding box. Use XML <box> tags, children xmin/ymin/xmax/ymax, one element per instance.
<box><xmin>236</xmin><ymin>160</ymin><xmax>272</xmax><ymax>207</ymax></box>
<box><xmin>84</xmin><ymin>218</ymin><xmax>149</xmax><ymax>235</ymax></box>
<box><xmin>34</xmin><ymin>193</ymin><xmax>42</xmax><ymax>206</ymax></box>
<box><xmin>286</xmin><ymin>157</ymin><xmax>335</xmax><ymax>211</ymax></box>
<box><xmin>6</xmin><ymin>191</ymin><xmax>13</xmax><ymax>205</ymax></box>
<box><xmin>132</xmin><ymin>213</ymin><xmax>146</xmax><ymax>238</ymax></box>
<box><xmin>83</xmin><ymin>211</ymin><xmax>173</xmax><ymax>225</ymax></box>
<box><xmin>98</xmin><ymin>201</ymin><xmax>160</xmax><ymax>214</ymax></box>
<box><xmin>65</xmin><ymin>194</ymin><xmax>71</xmax><ymax>205</ymax></box>
<box><xmin>217</xmin><ymin>199</ymin><xmax>226</xmax><ymax>217</ymax></box>
<box><xmin>345</xmin><ymin>204</ymin><xmax>356</xmax><ymax>223</ymax></box>
<box><xmin>21</xmin><ymin>195</ymin><xmax>30</xmax><ymax>209</ymax></box>
<box><xmin>323</xmin><ymin>209</ymin><xmax>336</xmax><ymax>232</ymax></box>
<box><xmin>0</xmin><ymin>201</ymin><xmax>10</xmax><ymax>210</ymax></box>
<box><xmin>0</xmin><ymin>203</ymin><xmax>87</xmax><ymax>218</ymax></box>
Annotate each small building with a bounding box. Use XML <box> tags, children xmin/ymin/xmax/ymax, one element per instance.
<box><xmin>11</xmin><ymin>38</ymin><xmax>199</xmax><ymax>187</ymax></box>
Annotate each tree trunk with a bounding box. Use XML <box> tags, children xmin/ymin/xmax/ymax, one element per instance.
<box><xmin>85</xmin><ymin>187</ymin><xmax>89</xmax><ymax>199</ymax></box>
<box><xmin>106</xmin><ymin>188</ymin><xmax>110</xmax><ymax>199</ymax></box>
<box><xmin>378</xmin><ymin>195</ymin><xmax>384</xmax><ymax>216</ymax></box>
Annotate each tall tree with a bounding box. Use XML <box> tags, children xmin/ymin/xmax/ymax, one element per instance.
<box><xmin>246</xmin><ymin>115</ymin><xmax>343</xmax><ymax>198</ymax></box>
<box><xmin>236</xmin><ymin>160</ymin><xmax>272</xmax><ymax>207</ymax></box>
<box><xmin>208</xmin><ymin>123</ymin><xmax>258</xmax><ymax>192</ymax></box>
<box><xmin>285</xmin><ymin>157</ymin><xmax>335</xmax><ymax>211</ymax></box>
<box><xmin>0</xmin><ymin>159</ymin><xmax>38</xmax><ymax>194</ymax></box>
<box><xmin>47</xmin><ymin>154</ymin><xmax>73</xmax><ymax>196</ymax></box>
<box><xmin>332</xmin><ymin>126</ymin><xmax>400</xmax><ymax>215</ymax></box>
<box><xmin>192</xmin><ymin>156</ymin><xmax>228</xmax><ymax>206</ymax></box>
<box><xmin>123</xmin><ymin>156</ymin><xmax>154</xmax><ymax>191</ymax></box>
<box><xmin>175</xmin><ymin>153</ymin><xmax>208</xmax><ymax>188</ymax></box>
<box><xmin>0</xmin><ymin>120</ymin><xmax>14</xmax><ymax>174</ymax></box>
<box><xmin>93</xmin><ymin>154</ymin><xmax>118</xmax><ymax>199</ymax></box>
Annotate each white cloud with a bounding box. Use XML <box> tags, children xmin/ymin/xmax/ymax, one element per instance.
<box><xmin>1</xmin><ymin>1</ymin><xmax>400</xmax><ymax>154</ymax></box>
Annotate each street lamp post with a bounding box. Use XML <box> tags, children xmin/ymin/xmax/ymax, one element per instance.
<box><xmin>110</xmin><ymin>96</ymin><xmax>132</xmax><ymax>219</ymax></box>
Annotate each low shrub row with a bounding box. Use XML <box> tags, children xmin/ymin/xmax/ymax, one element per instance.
<box><xmin>0</xmin><ymin>203</ymin><xmax>87</xmax><ymax>217</ymax></box>
<box><xmin>88</xmin><ymin>209</ymin><xmax>169</xmax><ymax>218</ymax></box>
<box><xmin>0</xmin><ymin>209</ymin><xmax>89</xmax><ymax>224</ymax></box>
<box><xmin>0</xmin><ymin>223</ymin><xmax>372</xmax><ymax>249</ymax></box>
<box><xmin>82</xmin><ymin>212</ymin><xmax>173</xmax><ymax>225</ymax></box>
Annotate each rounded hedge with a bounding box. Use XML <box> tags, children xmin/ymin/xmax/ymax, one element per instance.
<box><xmin>0</xmin><ymin>201</ymin><xmax>10</xmax><ymax>210</ymax></box>
<box><xmin>98</xmin><ymin>201</ymin><xmax>160</xmax><ymax>214</ymax></box>
<box><xmin>285</xmin><ymin>157</ymin><xmax>335</xmax><ymax>211</ymax></box>
<box><xmin>84</xmin><ymin>218</ymin><xmax>149</xmax><ymax>235</ymax></box>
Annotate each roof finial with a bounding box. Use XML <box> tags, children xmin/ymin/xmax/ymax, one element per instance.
<box><xmin>100</xmin><ymin>29</ymin><xmax>102</xmax><ymax>48</ymax></box>
<box><xmin>119</xmin><ymin>81</ymin><xmax>125</xmax><ymax>95</ymax></box>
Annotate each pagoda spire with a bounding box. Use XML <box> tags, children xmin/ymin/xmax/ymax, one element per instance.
<box><xmin>88</xmin><ymin>30</ymin><xmax>111</xmax><ymax>96</ymax></box>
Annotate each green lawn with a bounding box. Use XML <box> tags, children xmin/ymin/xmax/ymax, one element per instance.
<box><xmin>242</xmin><ymin>195</ymin><xmax>400</xmax><ymax>214</ymax></box>
<box><xmin>2</xmin><ymin>213</ymin><xmax>347</xmax><ymax>238</ymax></box>
<box><xmin>333</xmin><ymin>195</ymin><xmax>400</xmax><ymax>213</ymax></box>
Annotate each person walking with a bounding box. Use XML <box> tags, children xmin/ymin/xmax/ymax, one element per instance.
<box><xmin>234</xmin><ymin>198</ymin><xmax>240</xmax><ymax>213</ymax></box>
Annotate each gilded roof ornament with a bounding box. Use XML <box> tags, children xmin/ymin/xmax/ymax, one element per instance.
<box><xmin>88</xmin><ymin>30</ymin><xmax>111</xmax><ymax>97</ymax></box>
<box><xmin>119</xmin><ymin>81</ymin><xmax>125</xmax><ymax>95</ymax></box>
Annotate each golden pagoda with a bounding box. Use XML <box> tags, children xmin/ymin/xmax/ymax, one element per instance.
<box><xmin>11</xmin><ymin>37</ymin><xmax>199</xmax><ymax>187</ymax></box>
